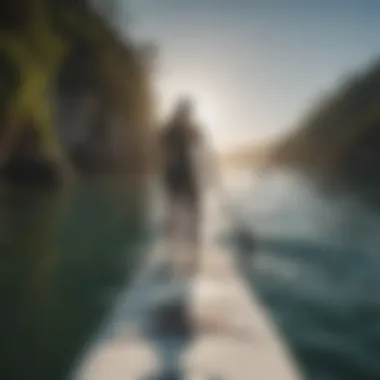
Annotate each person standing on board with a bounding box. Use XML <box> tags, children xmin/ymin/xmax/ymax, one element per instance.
<box><xmin>160</xmin><ymin>96</ymin><xmax>218</xmax><ymax>270</ymax></box>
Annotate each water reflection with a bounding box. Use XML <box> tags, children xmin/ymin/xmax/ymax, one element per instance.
<box><xmin>0</xmin><ymin>179</ymin><xmax>149</xmax><ymax>380</ymax></box>
<box><xmin>231</xmin><ymin>170</ymin><xmax>380</xmax><ymax>380</ymax></box>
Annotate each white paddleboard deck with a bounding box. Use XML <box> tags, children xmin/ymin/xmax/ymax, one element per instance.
<box><xmin>73</xmin><ymin>197</ymin><xmax>302</xmax><ymax>380</ymax></box>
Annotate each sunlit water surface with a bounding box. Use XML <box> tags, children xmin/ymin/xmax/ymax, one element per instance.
<box><xmin>1</xmin><ymin>170</ymin><xmax>380</xmax><ymax>380</ymax></box>
<box><xmin>227</xmin><ymin>168</ymin><xmax>380</xmax><ymax>380</ymax></box>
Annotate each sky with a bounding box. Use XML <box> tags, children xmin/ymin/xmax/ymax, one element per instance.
<box><xmin>117</xmin><ymin>1</ymin><xmax>380</xmax><ymax>151</ymax></box>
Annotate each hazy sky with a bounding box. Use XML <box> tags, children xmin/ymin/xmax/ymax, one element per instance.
<box><xmin>121</xmin><ymin>1</ymin><xmax>380</xmax><ymax>151</ymax></box>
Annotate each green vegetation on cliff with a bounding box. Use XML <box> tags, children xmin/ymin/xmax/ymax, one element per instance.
<box><xmin>270</xmin><ymin>58</ymin><xmax>380</xmax><ymax>204</ymax></box>
<box><xmin>0</xmin><ymin>0</ymin><xmax>157</xmax><ymax>184</ymax></box>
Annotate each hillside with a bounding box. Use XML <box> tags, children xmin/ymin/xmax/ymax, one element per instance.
<box><xmin>269</xmin><ymin>58</ymin><xmax>380</xmax><ymax>205</ymax></box>
<box><xmin>0</xmin><ymin>0</ymin><xmax>157</xmax><ymax>185</ymax></box>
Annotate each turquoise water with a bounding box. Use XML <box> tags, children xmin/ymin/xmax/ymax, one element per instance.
<box><xmin>1</xmin><ymin>171</ymin><xmax>380</xmax><ymax>380</ymax></box>
<box><xmin>0</xmin><ymin>181</ymin><xmax>151</xmax><ymax>380</ymax></box>
<box><xmin>230</xmin><ymin>170</ymin><xmax>380</xmax><ymax>380</ymax></box>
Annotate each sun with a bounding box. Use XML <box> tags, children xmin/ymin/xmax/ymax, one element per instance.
<box><xmin>193</xmin><ymin>96</ymin><xmax>219</xmax><ymax>129</ymax></box>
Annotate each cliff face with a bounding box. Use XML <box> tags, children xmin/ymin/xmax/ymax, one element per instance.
<box><xmin>0</xmin><ymin>0</ymin><xmax>157</xmax><ymax>184</ymax></box>
<box><xmin>0</xmin><ymin>3</ymin><xmax>156</xmax><ymax>378</ymax></box>
<box><xmin>269</xmin><ymin>58</ymin><xmax>380</xmax><ymax>205</ymax></box>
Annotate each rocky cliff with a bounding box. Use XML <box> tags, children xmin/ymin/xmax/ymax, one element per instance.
<box><xmin>0</xmin><ymin>0</ymin><xmax>157</xmax><ymax>185</ymax></box>
<box><xmin>269</xmin><ymin>58</ymin><xmax>380</xmax><ymax>206</ymax></box>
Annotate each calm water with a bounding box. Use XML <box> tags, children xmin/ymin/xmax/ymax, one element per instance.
<box><xmin>1</xmin><ymin>171</ymin><xmax>380</xmax><ymax>380</ymax></box>
<box><xmin>229</xmin><ymin>169</ymin><xmax>380</xmax><ymax>380</ymax></box>
<box><xmin>0</xmin><ymin>180</ymin><xmax>152</xmax><ymax>380</ymax></box>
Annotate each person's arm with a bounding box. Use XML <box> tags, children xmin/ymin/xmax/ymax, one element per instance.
<box><xmin>156</xmin><ymin>124</ymin><xmax>169</xmax><ymax>177</ymax></box>
<box><xmin>193</xmin><ymin>126</ymin><xmax>222</xmax><ymax>192</ymax></box>
<box><xmin>205</xmin><ymin>137</ymin><xmax>222</xmax><ymax>191</ymax></box>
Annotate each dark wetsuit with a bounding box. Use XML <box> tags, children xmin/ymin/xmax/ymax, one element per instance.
<box><xmin>161</xmin><ymin>118</ymin><xmax>205</xmax><ymax>265</ymax></box>
<box><xmin>161</xmin><ymin>122</ymin><xmax>201</xmax><ymax>207</ymax></box>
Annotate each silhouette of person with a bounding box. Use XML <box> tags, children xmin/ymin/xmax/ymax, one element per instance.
<box><xmin>160</xmin><ymin>96</ymin><xmax>218</xmax><ymax>270</ymax></box>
